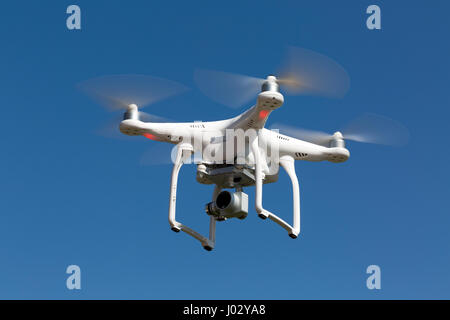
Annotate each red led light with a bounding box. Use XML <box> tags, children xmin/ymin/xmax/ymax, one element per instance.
<box><xmin>143</xmin><ymin>133</ymin><xmax>156</xmax><ymax>140</ymax></box>
<box><xmin>259</xmin><ymin>110</ymin><xmax>270</xmax><ymax>119</ymax></box>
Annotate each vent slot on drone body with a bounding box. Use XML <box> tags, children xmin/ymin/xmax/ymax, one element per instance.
<box><xmin>295</xmin><ymin>152</ymin><xmax>308</xmax><ymax>158</ymax></box>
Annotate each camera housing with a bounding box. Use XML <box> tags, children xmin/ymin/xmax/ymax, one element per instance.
<box><xmin>205</xmin><ymin>190</ymin><xmax>248</xmax><ymax>220</ymax></box>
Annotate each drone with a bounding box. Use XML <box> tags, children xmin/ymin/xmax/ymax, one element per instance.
<box><xmin>79</xmin><ymin>47</ymin><xmax>408</xmax><ymax>251</ymax></box>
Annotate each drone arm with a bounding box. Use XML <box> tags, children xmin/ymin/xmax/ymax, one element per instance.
<box><xmin>252</xmin><ymin>137</ymin><xmax>300</xmax><ymax>238</ymax></box>
<box><xmin>168</xmin><ymin>143</ymin><xmax>215</xmax><ymax>250</ymax></box>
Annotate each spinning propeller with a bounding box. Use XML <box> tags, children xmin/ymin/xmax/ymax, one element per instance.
<box><xmin>77</xmin><ymin>74</ymin><xmax>188</xmax><ymax>111</ymax></box>
<box><xmin>194</xmin><ymin>46</ymin><xmax>350</xmax><ymax>108</ymax></box>
<box><xmin>78</xmin><ymin>74</ymin><xmax>189</xmax><ymax>165</ymax></box>
<box><xmin>272</xmin><ymin>113</ymin><xmax>410</xmax><ymax>147</ymax></box>
<box><xmin>77</xmin><ymin>74</ymin><xmax>188</xmax><ymax>139</ymax></box>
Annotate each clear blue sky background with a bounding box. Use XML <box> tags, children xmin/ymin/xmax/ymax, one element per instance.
<box><xmin>1</xmin><ymin>0</ymin><xmax>449</xmax><ymax>299</ymax></box>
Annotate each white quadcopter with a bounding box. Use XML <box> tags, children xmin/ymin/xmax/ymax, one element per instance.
<box><xmin>80</xmin><ymin>47</ymin><xmax>408</xmax><ymax>251</ymax></box>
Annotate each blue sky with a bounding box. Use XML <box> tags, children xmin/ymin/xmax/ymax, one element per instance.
<box><xmin>1</xmin><ymin>0</ymin><xmax>449</xmax><ymax>299</ymax></box>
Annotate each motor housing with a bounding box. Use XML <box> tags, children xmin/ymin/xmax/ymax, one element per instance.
<box><xmin>123</xmin><ymin>103</ymin><xmax>139</xmax><ymax>120</ymax></box>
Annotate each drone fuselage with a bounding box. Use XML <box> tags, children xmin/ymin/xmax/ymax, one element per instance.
<box><xmin>118</xmin><ymin>85</ymin><xmax>350</xmax><ymax>250</ymax></box>
<box><xmin>119</xmin><ymin>91</ymin><xmax>350</xmax><ymax>173</ymax></box>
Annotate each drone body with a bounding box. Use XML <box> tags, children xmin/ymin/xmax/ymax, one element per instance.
<box><xmin>80</xmin><ymin>47</ymin><xmax>407</xmax><ymax>251</ymax></box>
<box><xmin>119</xmin><ymin>76</ymin><xmax>350</xmax><ymax>251</ymax></box>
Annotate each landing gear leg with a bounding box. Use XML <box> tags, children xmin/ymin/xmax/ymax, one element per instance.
<box><xmin>251</xmin><ymin>137</ymin><xmax>300</xmax><ymax>238</ymax></box>
<box><xmin>204</xmin><ymin>185</ymin><xmax>221</xmax><ymax>251</ymax></box>
<box><xmin>168</xmin><ymin>143</ymin><xmax>215</xmax><ymax>250</ymax></box>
